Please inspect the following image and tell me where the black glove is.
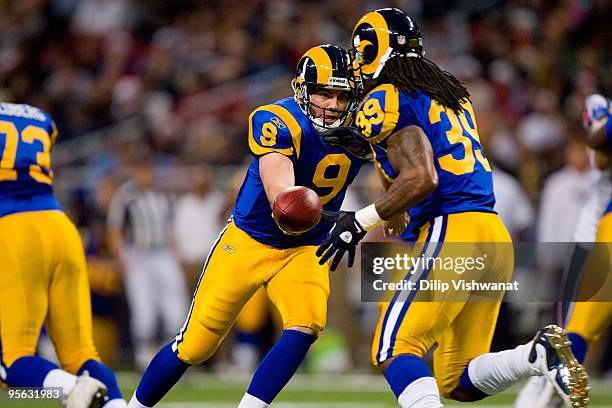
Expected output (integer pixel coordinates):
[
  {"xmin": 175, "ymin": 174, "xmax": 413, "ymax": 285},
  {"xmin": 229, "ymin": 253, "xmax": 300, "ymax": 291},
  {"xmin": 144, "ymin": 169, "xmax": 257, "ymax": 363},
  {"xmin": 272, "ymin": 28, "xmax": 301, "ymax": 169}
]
[
  {"xmin": 316, "ymin": 211, "xmax": 366, "ymax": 271},
  {"xmin": 321, "ymin": 127, "xmax": 372, "ymax": 160}
]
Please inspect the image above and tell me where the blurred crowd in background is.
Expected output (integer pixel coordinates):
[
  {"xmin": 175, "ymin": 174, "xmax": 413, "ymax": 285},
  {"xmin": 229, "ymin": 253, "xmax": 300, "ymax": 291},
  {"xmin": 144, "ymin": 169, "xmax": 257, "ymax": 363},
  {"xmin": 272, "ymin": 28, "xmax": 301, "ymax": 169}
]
[{"xmin": 1, "ymin": 0, "xmax": 610, "ymax": 376}]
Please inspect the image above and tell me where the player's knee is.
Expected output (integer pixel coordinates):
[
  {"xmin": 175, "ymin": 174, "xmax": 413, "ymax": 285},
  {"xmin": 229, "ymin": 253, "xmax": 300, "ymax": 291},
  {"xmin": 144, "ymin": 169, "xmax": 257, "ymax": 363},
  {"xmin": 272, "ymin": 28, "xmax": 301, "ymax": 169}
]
[
  {"xmin": 59, "ymin": 347, "xmax": 100, "ymax": 374},
  {"xmin": 176, "ymin": 344, "xmax": 216, "ymax": 366},
  {"xmin": 1, "ymin": 346, "xmax": 36, "ymax": 368},
  {"xmin": 175, "ymin": 321, "xmax": 224, "ymax": 365},
  {"xmin": 378, "ymin": 355, "xmax": 396, "ymax": 372},
  {"xmin": 286, "ymin": 325, "xmax": 317, "ymax": 336}
]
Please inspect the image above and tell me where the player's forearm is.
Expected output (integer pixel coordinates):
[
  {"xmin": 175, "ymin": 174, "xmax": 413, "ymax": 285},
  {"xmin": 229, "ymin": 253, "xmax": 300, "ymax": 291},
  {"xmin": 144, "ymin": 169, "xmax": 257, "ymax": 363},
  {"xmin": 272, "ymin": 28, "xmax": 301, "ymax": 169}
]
[
  {"xmin": 259, "ymin": 153, "xmax": 295, "ymax": 205},
  {"xmin": 374, "ymin": 167, "xmax": 438, "ymax": 219},
  {"xmin": 375, "ymin": 126, "xmax": 437, "ymax": 219},
  {"xmin": 354, "ymin": 126, "xmax": 437, "ymax": 230}
]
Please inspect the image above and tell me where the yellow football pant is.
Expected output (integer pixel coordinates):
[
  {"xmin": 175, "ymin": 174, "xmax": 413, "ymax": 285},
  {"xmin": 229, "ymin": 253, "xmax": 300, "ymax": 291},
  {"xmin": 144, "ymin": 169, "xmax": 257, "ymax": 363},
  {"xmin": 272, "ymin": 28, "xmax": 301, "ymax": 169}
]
[
  {"xmin": 0, "ymin": 210, "xmax": 99, "ymax": 373},
  {"xmin": 173, "ymin": 221, "xmax": 329, "ymax": 365},
  {"xmin": 566, "ymin": 211, "xmax": 612, "ymax": 343},
  {"xmin": 371, "ymin": 212, "xmax": 513, "ymax": 398},
  {"xmin": 235, "ymin": 288, "xmax": 274, "ymax": 334}
]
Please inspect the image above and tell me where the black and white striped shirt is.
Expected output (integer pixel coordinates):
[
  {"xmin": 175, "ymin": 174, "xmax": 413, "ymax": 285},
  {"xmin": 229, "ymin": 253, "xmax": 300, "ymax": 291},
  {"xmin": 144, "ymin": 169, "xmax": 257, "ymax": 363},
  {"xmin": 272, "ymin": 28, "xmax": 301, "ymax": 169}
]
[{"xmin": 107, "ymin": 181, "xmax": 173, "ymax": 251}]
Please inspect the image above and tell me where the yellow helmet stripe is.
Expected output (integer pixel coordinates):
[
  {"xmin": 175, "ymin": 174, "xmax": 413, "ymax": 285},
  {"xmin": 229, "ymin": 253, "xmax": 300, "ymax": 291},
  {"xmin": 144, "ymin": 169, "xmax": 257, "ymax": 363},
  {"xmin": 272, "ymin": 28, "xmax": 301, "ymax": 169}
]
[
  {"xmin": 353, "ymin": 11, "xmax": 390, "ymax": 76},
  {"xmin": 303, "ymin": 46, "xmax": 333, "ymax": 84}
]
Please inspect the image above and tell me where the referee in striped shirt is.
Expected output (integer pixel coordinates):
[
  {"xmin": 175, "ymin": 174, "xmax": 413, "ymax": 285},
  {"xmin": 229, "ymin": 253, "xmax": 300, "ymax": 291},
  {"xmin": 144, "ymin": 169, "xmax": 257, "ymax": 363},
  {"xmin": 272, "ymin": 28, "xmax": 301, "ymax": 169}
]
[{"xmin": 107, "ymin": 159, "xmax": 188, "ymax": 371}]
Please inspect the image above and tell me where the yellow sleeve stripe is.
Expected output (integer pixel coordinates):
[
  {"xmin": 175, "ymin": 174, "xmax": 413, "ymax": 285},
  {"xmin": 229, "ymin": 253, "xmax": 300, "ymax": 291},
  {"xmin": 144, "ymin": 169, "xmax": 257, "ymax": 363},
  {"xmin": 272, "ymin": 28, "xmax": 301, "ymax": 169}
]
[
  {"xmin": 371, "ymin": 145, "xmax": 395, "ymax": 183},
  {"xmin": 248, "ymin": 104, "xmax": 302, "ymax": 158},
  {"xmin": 369, "ymin": 84, "xmax": 400, "ymax": 144}
]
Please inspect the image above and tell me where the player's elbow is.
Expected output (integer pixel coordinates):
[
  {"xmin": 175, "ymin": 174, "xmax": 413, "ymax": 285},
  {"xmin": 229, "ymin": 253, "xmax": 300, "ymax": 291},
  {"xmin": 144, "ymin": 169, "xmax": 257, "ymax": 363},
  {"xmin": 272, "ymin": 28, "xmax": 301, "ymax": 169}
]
[
  {"xmin": 418, "ymin": 168, "xmax": 439, "ymax": 195},
  {"xmin": 401, "ymin": 165, "xmax": 438, "ymax": 197}
]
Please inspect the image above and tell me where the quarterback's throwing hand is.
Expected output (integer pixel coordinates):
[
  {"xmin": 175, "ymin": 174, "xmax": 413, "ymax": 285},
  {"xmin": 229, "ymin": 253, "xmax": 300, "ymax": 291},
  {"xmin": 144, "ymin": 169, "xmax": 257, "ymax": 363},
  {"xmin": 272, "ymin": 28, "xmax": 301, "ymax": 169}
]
[{"xmin": 316, "ymin": 211, "xmax": 366, "ymax": 270}]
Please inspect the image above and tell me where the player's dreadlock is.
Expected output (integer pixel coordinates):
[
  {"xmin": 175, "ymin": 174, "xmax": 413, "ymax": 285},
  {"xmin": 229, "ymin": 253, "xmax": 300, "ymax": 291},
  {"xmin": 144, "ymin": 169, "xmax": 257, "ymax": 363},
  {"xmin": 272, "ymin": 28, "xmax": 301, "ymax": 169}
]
[{"xmin": 380, "ymin": 57, "xmax": 470, "ymax": 114}]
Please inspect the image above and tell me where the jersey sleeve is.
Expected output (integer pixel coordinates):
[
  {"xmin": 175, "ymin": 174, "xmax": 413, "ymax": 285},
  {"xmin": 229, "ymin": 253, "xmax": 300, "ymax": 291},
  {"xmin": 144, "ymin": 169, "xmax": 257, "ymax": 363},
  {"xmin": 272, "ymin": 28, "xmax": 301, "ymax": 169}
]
[
  {"xmin": 354, "ymin": 84, "xmax": 400, "ymax": 144},
  {"xmin": 248, "ymin": 105, "xmax": 302, "ymax": 160}
]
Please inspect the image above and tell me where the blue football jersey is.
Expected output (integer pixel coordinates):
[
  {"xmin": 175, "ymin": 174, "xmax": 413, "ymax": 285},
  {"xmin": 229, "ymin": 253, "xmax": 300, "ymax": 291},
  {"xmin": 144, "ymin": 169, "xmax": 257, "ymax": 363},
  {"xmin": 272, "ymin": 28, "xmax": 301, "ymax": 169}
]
[
  {"xmin": 232, "ymin": 97, "xmax": 367, "ymax": 248},
  {"xmin": 354, "ymin": 84, "xmax": 495, "ymax": 240},
  {"xmin": 0, "ymin": 103, "xmax": 61, "ymax": 217}
]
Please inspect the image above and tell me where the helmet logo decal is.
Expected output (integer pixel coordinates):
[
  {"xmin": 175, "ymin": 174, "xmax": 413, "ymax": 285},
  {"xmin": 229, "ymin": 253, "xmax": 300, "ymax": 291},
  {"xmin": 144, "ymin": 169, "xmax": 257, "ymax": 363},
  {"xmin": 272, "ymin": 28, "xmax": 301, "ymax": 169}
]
[
  {"xmin": 352, "ymin": 11, "xmax": 390, "ymax": 76},
  {"xmin": 328, "ymin": 77, "xmax": 349, "ymax": 87}
]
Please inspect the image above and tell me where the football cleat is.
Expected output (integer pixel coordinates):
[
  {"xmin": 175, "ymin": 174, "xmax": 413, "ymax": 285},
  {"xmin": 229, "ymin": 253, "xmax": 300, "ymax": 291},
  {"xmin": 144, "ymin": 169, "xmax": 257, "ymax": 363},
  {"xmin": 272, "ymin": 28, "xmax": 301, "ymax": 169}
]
[
  {"xmin": 528, "ymin": 325, "xmax": 590, "ymax": 408},
  {"xmin": 64, "ymin": 371, "xmax": 107, "ymax": 408},
  {"xmin": 514, "ymin": 375, "xmax": 563, "ymax": 408}
]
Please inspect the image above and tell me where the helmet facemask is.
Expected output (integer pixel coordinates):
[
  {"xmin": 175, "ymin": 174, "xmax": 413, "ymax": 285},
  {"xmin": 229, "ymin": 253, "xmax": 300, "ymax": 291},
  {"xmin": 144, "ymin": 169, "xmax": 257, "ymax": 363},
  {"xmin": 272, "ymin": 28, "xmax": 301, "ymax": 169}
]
[
  {"xmin": 292, "ymin": 79, "xmax": 357, "ymax": 133},
  {"xmin": 292, "ymin": 44, "xmax": 358, "ymax": 133}
]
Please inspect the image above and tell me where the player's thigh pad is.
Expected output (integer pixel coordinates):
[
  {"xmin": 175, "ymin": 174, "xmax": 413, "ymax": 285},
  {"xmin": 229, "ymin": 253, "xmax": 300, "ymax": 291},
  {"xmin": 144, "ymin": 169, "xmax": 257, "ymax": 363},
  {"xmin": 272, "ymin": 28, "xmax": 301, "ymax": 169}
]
[
  {"xmin": 235, "ymin": 287, "xmax": 270, "ymax": 334},
  {"xmin": 45, "ymin": 211, "xmax": 100, "ymax": 373},
  {"xmin": 565, "ymin": 301, "xmax": 612, "ymax": 343},
  {"xmin": 371, "ymin": 213, "xmax": 513, "ymax": 366},
  {"xmin": 0, "ymin": 212, "xmax": 52, "ymax": 366},
  {"xmin": 433, "ymin": 299, "xmax": 502, "ymax": 398},
  {"xmin": 265, "ymin": 245, "xmax": 330, "ymax": 335},
  {"xmin": 173, "ymin": 222, "xmax": 275, "ymax": 364}
]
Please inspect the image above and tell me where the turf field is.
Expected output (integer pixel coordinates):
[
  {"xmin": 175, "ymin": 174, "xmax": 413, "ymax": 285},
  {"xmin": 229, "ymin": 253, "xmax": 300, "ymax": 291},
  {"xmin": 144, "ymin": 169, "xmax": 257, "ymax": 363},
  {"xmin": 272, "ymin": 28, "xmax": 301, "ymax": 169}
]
[{"xmin": 2, "ymin": 372, "xmax": 612, "ymax": 407}]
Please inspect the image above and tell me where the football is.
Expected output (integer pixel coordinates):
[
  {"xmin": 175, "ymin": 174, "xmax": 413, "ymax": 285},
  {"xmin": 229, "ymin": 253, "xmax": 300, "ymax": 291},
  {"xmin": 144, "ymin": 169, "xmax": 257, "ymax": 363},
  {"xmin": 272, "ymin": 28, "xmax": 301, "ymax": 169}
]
[{"xmin": 272, "ymin": 186, "xmax": 322, "ymax": 234}]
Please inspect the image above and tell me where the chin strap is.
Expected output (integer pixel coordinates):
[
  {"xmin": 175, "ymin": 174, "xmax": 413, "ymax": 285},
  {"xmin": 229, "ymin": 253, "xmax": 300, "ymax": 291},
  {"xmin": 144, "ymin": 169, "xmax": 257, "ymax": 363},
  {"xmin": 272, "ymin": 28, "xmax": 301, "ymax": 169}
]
[{"xmin": 312, "ymin": 117, "xmax": 342, "ymax": 132}]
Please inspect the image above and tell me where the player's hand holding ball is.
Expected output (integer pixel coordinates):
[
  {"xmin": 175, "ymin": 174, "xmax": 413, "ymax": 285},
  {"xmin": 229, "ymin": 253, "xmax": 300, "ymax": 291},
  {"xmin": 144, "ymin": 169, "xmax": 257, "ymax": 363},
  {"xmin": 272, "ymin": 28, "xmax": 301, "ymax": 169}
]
[{"xmin": 272, "ymin": 186, "xmax": 322, "ymax": 235}]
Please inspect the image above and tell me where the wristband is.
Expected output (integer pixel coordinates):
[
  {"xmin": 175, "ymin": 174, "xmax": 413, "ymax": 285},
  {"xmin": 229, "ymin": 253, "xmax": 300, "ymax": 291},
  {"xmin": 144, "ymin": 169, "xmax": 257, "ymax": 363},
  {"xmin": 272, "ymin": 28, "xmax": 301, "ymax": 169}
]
[{"xmin": 355, "ymin": 203, "xmax": 383, "ymax": 231}]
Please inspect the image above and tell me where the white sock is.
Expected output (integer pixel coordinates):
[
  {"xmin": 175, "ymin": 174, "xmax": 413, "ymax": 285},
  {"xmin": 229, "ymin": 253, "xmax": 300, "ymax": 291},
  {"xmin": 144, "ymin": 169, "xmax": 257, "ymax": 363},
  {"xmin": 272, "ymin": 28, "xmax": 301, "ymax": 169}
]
[
  {"xmin": 397, "ymin": 377, "xmax": 443, "ymax": 408},
  {"xmin": 128, "ymin": 394, "xmax": 151, "ymax": 408},
  {"xmin": 238, "ymin": 393, "xmax": 269, "ymax": 408},
  {"xmin": 467, "ymin": 341, "xmax": 537, "ymax": 395},
  {"xmin": 42, "ymin": 369, "xmax": 77, "ymax": 399},
  {"xmin": 104, "ymin": 398, "xmax": 128, "ymax": 408}
]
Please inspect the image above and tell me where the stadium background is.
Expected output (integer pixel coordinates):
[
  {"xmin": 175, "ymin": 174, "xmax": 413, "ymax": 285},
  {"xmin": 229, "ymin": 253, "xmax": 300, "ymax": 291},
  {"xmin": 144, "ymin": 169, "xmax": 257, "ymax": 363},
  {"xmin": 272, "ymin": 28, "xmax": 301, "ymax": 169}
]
[{"xmin": 1, "ymin": 0, "xmax": 610, "ymax": 406}]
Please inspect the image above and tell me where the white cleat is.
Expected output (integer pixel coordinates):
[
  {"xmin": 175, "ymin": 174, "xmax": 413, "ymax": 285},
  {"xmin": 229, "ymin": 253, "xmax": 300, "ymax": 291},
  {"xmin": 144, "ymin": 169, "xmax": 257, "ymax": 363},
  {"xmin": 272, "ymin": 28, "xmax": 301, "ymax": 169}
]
[
  {"xmin": 514, "ymin": 375, "xmax": 562, "ymax": 408},
  {"xmin": 64, "ymin": 371, "xmax": 107, "ymax": 408},
  {"xmin": 527, "ymin": 325, "xmax": 590, "ymax": 408}
]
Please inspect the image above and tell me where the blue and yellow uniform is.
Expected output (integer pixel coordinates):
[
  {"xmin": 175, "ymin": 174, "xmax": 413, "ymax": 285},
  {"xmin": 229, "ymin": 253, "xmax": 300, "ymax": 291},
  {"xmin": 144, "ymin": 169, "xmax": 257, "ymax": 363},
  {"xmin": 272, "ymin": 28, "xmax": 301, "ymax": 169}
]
[
  {"xmin": 354, "ymin": 86, "xmax": 513, "ymax": 396},
  {"xmin": 0, "ymin": 103, "xmax": 99, "ymax": 373},
  {"xmin": 172, "ymin": 97, "xmax": 366, "ymax": 364}
]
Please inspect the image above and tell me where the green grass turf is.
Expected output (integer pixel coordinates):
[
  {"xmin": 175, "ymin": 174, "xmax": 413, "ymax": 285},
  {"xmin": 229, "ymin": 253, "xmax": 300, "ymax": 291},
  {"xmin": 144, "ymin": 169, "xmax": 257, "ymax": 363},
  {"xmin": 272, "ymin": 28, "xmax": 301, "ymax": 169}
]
[{"xmin": 2, "ymin": 372, "xmax": 611, "ymax": 407}]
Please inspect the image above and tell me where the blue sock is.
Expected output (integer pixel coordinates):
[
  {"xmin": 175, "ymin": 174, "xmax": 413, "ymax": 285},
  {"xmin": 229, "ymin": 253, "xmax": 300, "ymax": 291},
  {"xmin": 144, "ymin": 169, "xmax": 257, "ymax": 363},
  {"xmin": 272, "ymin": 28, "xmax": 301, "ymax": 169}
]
[
  {"xmin": 458, "ymin": 365, "xmax": 489, "ymax": 401},
  {"xmin": 568, "ymin": 333, "xmax": 588, "ymax": 364},
  {"xmin": 5, "ymin": 356, "xmax": 58, "ymax": 387},
  {"xmin": 383, "ymin": 354, "xmax": 434, "ymax": 398},
  {"xmin": 78, "ymin": 360, "xmax": 123, "ymax": 401},
  {"xmin": 134, "ymin": 343, "xmax": 190, "ymax": 406},
  {"xmin": 246, "ymin": 329, "xmax": 315, "ymax": 404}
]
